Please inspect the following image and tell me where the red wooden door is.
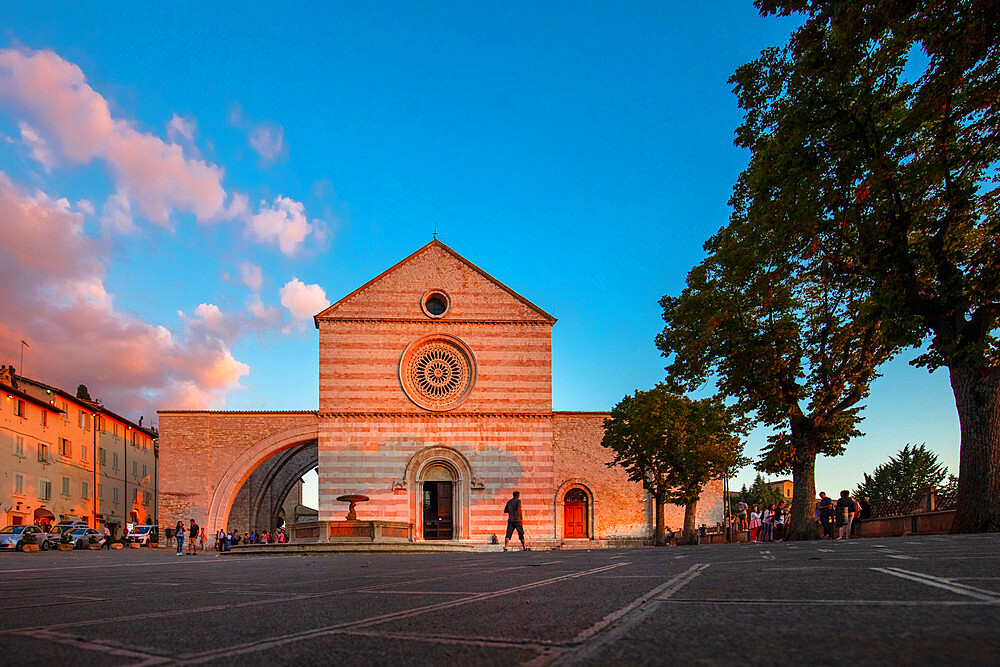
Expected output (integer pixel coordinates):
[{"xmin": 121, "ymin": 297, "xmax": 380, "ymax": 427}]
[{"xmin": 564, "ymin": 502, "xmax": 586, "ymax": 538}]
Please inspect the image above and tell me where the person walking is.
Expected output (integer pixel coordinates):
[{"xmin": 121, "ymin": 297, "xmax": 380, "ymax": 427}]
[
  {"xmin": 101, "ymin": 525, "xmax": 112, "ymax": 550},
  {"xmin": 199, "ymin": 528, "xmax": 206, "ymax": 551},
  {"xmin": 174, "ymin": 521, "xmax": 185, "ymax": 556},
  {"xmin": 835, "ymin": 490, "xmax": 855, "ymax": 539},
  {"xmin": 186, "ymin": 519, "xmax": 199, "ymax": 555},
  {"xmin": 503, "ymin": 490, "xmax": 528, "ymax": 551}
]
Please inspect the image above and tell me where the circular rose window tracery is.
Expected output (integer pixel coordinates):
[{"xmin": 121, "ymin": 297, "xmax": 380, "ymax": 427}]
[{"xmin": 399, "ymin": 335, "xmax": 476, "ymax": 411}]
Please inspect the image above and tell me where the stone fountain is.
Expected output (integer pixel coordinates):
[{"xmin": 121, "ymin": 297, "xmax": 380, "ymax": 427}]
[{"xmin": 295, "ymin": 493, "xmax": 413, "ymax": 545}]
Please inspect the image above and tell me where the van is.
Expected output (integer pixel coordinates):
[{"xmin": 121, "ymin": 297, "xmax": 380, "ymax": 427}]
[{"xmin": 126, "ymin": 525, "xmax": 159, "ymax": 545}]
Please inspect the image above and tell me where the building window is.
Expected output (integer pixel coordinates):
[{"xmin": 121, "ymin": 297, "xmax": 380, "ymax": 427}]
[
  {"xmin": 142, "ymin": 464, "xmax": 147, "ymax": 478},
  {"xmin": 40, "ymin": 410, "xmax": 47, "ymax": 427},
  {"xmin": 14, "ymin": 436, "xmax": 25, "ymax": 457},
  {"xmin": 38, "ymin": 479, "xmax": 51, "ymax": 500},
  {"xmin": 113, "ymin": 452, "xmax": 119, "ymax": 470},
  {"xmin": 82, "ymin": 481, "xmax": 89, "ymax": 499},
  {"xmin": 14, "ymin": 399, "xmax": 25, "ymax": 417},
  {"xmin": 113, "ymin": 423, "xmax": 119, "ymax": 438},
  {"xmin": 61, "ymin": 402, "xmax": 69, "ymax": 420},
  {"xmin": 38, "ymin": 442, "xmax": 50, "ymax": 463},
  {"xmin": 132, "ymin": 460, "xmax": 138, "ymax": 476},
  {"xmin": 98, "ymin": 447, "xmax": 106, "ymax": 464},
  {"xmin": 61, "ymin": 476, "xmax": 70, "ymax": 496},
  {"xmin": 98, "ymin": 483, "xmax": 104, "ymax": 500},
  {"xmin": 14, "ymin": 474, "xmax": 23, "ymax": 495},
  {"xmin": 79, "ymin": 411, "xmax": 89, "ymax": 430},
  {"xmin": 143, "ymin": 491, "xmax": 151, "ymax": 505},
  {"xmin": 112, "ymin": 487, "xmax": 119, "ymax": 503},
  {"xmin": 81, "ymin": 445, "xmax": 87, "ymax": 462},
  {"xmin": 132, "ymin": 487, "xmax": 138, "ymax": 503},
  {"xmin": 131, "ymin": 431, "xmax": 136, "ymax": 446},
  {"xmin": 59, "ymin": 438, "xmax": 72, "ymax": 457}
]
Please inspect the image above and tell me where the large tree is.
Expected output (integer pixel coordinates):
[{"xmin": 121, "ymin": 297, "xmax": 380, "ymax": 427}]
[
  {"xmin": 658, "ymin": 200, "xmax": 896, "ymax": 540},
  {"xmin": 738, "ymin": 474, "xmax": 785, "ymax": 513},
  {"xmin": 602, "ymin": 387, "xmax": 747, "ymax": 545},
  {"xmin": 731, "ymin": 1, "xmax": 1000, "ymax": 532}
]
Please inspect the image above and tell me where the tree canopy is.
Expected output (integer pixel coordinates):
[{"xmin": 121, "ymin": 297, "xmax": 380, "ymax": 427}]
[
  {"xmin": 738, "ymin": 474, "xmax": 786, "ymax": 512},
  {"xmin": 731, "ymin": 1, "xmax": 1000, "ymax": 532},
  {"xmin": 855, "ymin": 443, "xmax": 949, "ymax": 516},
  {"xmin": 602, "ymin": 386, "xmax": 747, "ymax": 545}
]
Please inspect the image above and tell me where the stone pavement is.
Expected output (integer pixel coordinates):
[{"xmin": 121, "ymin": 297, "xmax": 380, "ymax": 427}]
[{"xmin": 1, "ymin": 533, "xmax": 998, "ymax": 665}]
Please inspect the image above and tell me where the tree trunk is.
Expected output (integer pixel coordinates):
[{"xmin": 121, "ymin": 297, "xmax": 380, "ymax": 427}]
[
  {"xmin": 949, "ymin": 363, "xmax": 1000, "ymax": 533},
  {"xmin": 653, "ymin": 496, "xmax": 667, "ymax": 546},
  {"xmin": 681, "ymin": 498, "xmax": 698, "ymax": 545},
  {"xmin": 786, "ymin": 448, "xmax": 819, "ymax": 541}
]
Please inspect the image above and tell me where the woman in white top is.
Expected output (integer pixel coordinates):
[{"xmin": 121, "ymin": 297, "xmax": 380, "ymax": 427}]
[{"xmin": 748, "ymin": 507, "xmax": 762, "ymax": 542}]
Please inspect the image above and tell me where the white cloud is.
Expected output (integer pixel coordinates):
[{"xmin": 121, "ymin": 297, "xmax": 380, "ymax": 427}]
[
  {"xmin": 99, "ymin": 192, "xmax": 136, "ymax": 234},
  {"xmin": 249, "ymin": 195, "xmax": 313, "ymax": 256},
  {"xmin": 279, "ymin": 278, "xmax": 330, "ymax": 327},
  {"xmin": 18, "ymin": 121, "xmax": 56, "ymax": 170},
  {"xmin": 166, "ymin": 113, "xmax": 196, "ymax": 144},
  {"xmin": 239, "ymin": 262, "xmax": 263, "ymax": 292}
]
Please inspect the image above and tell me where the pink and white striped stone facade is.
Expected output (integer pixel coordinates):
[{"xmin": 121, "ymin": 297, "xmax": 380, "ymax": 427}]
[{"xmin": 159, "ymin": 241, "xmax": 723, "ymax": 541}]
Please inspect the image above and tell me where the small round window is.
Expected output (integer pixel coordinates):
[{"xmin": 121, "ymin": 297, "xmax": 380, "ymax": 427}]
[{"xmin": 420, "ymin": 290, "xmax": 451, "ymax": 319}]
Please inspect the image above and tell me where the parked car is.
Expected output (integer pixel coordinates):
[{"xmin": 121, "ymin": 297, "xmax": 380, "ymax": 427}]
[
  {"xmin": 0, "ymin": 525, "xmax": 49, "ymax": 551},
  {"xmin": 126, "ymin": 525, "xmax": 159, "ymax": 545},
  {"xmin": 44, "ymin": 521, "xmax": 89, "ymax": 548},
  {"xmin": 64, "ymin": 528, "xmax": 105, "ymax": 549}
]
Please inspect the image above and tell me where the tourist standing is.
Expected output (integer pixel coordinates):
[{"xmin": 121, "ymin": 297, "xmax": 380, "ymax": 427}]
[
  {"xmin": 187, "ymin": 519, "xmax": 199, "ymax": 555},
  {"xmin": 175, "ymin": 521, "xmax": 185, "ymax": 555},
  {"xmin": 748, "ymin": 506, "xmax": 761, "ymax": 542},
  {"xmin": 503, "ymin": 490, "xmax": 528, "ymax": 551},
  {"xmin": 835, "ymin": 490, "xmax": 855, "ymax": 539},
  {"xmin": 818, "ymin": 492, "xmax": 834, "ymax": 538}
]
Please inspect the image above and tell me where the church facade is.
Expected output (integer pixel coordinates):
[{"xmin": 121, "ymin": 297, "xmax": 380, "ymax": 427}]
[{"xmin": 158, "ymin": 241, "xmax": 723, "ymax": 544}]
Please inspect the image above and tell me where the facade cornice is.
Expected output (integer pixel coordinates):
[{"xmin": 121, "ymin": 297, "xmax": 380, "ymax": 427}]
[
  {"xmin": 316, "ymin": 318, "xmax": 552, "ymax": 326},
  {"xmin": 318, "ymin": 411, "xmax": 554, "ymax": 420},
  {"xmin": 156, "ymin": 410, "xmax": 319, "ymax": 416}
]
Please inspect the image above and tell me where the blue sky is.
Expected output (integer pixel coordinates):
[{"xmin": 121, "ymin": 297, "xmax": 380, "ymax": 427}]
[{"xmin": 0, "ymin": 2, "xmax": 959, "ymax": 499}]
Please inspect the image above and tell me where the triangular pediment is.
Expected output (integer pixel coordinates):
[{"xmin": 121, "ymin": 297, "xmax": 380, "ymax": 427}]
[{"xmin": 315, "ymin": 240, "xmax": 556, "ymax": 325}]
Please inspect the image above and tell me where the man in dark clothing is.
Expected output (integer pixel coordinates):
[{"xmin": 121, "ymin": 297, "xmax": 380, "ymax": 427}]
[
  {"xmin": 503, "ymin": 491, "xmax": 528, "ymax": 551},
  {"xmin": 818, "ymin": 491, "xmax": 834, "ymax": 538},
  {"xmin": 187, "ymin": 519, "xmax": 199, "ymax": 555}
]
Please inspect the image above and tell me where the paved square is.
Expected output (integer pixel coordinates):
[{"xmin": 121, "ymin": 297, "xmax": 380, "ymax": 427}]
[{"xmin": 2, "ymin": 534, "xmax": 998, "ymax": 665}]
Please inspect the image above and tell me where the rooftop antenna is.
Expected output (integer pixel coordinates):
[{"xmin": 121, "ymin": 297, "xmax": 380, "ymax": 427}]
[
  {"xmin": 19, "ymin": 339, "xmax": 29, "ymax": 376},
  {"xmin": 432, "ymin": 223, "xmax": 437, "ymax": 241}
]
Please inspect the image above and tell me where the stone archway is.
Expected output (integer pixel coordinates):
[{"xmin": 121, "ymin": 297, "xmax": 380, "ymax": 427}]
[
  {"xmin": 229, "ymin": 442, "xmax": 318, "ymax": 533},
  {"xmin": 404, "ymin": 446, "xmax": 474, "ymax": 541},
  {"xmin": 206, "ymin": 424, "xmax": 320, "ymax": 534},
  {"xmin": 554, "ymin": 480, "xmax": 597, "ymax": 541}
]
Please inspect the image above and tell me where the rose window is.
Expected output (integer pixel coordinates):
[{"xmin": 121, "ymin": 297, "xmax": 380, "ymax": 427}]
[{"xmin": 399, "ymin": 336, "xmax": 476, "ymax": 410}]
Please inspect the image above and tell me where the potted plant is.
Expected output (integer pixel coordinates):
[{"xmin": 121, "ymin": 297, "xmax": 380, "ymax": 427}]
[
  {"xmin": 88, "ymin": 535, "xmax": 101, "ymax": 550},
  {"xmin": 57, "ymin": 532, "xmax": 74, "ymax": 551},
  {"xmin": 20, "ymin": 532, "xmax": 39, "ymax": 552}
]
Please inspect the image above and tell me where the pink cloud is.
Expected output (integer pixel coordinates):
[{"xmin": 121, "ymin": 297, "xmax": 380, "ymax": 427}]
[
  {"xmin": 0, "ymin": 48, "xmax": 229, "ymax": 227},
  {"xmin": 0, "ymin": 173, "xmax": 249, "ymax": 419},
  {"xmin": 248, "ymin": 122, "xmax": 286, "ymax": 164},
  {"xmin": 239, "ymin": 262, "xmax": 263, "ymax": 292}
]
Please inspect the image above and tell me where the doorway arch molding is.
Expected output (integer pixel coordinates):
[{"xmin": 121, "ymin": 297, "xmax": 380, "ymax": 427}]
[
  {"xmin": 404, "ymin": 446, "xmax": 474, "ymax": 540},
  {"xmin": 554, "ymin": 479, "xmax": 597, "ymax": 540},
  {"xmin": 206, "ymin": 424, "xmax": 320, "ymax": 533}
]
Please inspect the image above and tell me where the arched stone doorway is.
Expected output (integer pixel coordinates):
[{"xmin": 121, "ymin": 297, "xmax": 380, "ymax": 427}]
[
  {"xmin": 554, "ymin": 480, "xmax": 596, "ymax": 541},
  {"xmin": 404, "ymin": 446, "xmax": 473, "ymax": 541}
]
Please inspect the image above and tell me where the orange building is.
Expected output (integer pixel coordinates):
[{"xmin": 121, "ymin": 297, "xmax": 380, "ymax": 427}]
[
  {"xmin": 1, "ymin": 365, "xmax": 157, "ymax": 532},
  {"xmin": 159, "ymin": 241, "xmax": 724, "ymax": 544}
]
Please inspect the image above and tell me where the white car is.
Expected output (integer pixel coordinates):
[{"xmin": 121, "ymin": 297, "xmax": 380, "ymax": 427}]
[
  {"xmin": 65, "ymin": 527, "xmax": 105, "ymax": 549},
  {"xmin": 126, "ymin": 525, "xmax": 159, "ymax": 545},
  {"xmin": 0, "ymin": 525, "xmax": 48, "ymax": 551}
]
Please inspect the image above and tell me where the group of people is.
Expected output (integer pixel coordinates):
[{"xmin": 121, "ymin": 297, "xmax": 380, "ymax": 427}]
[
  {"xmin": 214, "ymin": 528, "xmax": 289, "ymax": 551},
  {"xmin": 170, "ymin": 518, "xmax": 289, "ymax": 554},
  {"xmin": 734, "ymin": 491, "xmax": 873, "ymax": 541}
]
